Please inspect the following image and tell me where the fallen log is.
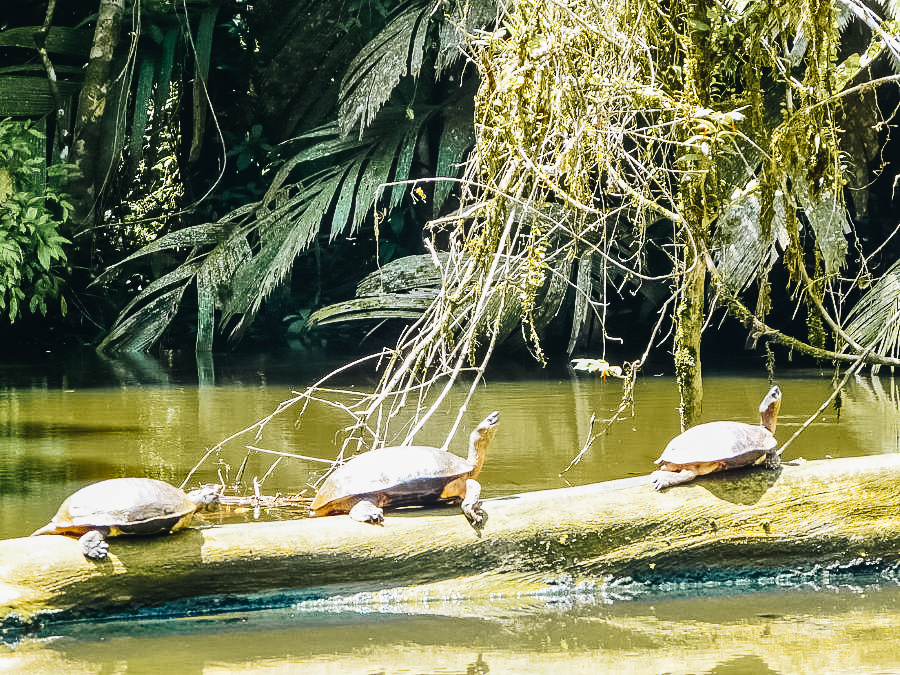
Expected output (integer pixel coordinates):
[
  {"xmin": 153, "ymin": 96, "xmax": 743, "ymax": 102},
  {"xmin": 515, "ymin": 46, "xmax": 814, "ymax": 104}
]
[{"xmin": 3, "ymin": 453, "xmax": 900, "ymax": 627}]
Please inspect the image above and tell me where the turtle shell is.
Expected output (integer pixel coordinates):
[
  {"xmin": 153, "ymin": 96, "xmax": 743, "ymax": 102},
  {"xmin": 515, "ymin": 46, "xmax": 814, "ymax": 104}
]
[
  {"xmin": 655, "ymin": 420, "xmax": 776, "ymax": 466},
  {"xmin": 311, "ymin": 446, "xmax": 474, "ymax": 516},
  {"xmin": 33, "ymin": 477, "xmax": 199, "ymax": 537}
]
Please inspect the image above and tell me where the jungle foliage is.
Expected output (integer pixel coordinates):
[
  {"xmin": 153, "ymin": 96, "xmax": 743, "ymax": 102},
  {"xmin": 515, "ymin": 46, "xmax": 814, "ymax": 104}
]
[
  {"xmin": 92, "ymin": 0, "xmax": 496, "ymax": 353},
  {"xmin": 207, "ymin": 0, "xmax": 900, "ymax": 455},
  {"xmin": 304, "ymin": 0, "xmax": 900, "ymax": 442},
  {"xmin": 0, "ymin": 119, "xmax": 73, "ymax": 323},
  {"xmin": 426, "ymin": 0, "xmax": 900, "ymax": 427},
  {"xmin": 5, "ymin": 0, "xmax": 900, "ymax": 442}
]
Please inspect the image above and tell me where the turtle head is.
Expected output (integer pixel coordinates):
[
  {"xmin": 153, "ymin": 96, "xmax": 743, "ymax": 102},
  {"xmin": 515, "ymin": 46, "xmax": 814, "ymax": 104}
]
[
  {"xmin": 758, "ymin": 385, "xmax": 782, "ymax": 433},
  {"xmin": 467, "ymin": 411, "xmax": 500, "ymax": 478},
  {"xmin": 186, "ymin": 484, "xmax": 221, "ymax": 511}
]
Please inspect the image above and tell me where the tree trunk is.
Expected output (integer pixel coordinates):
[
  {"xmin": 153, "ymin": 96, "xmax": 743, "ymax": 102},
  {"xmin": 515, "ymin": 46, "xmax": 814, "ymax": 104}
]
[
  {"xmin": 673, "ymin": 0, "xmax": 717, "ymax": 429},
  {"xmin": 68, "ymin": 0, "xmax": 125, "ymax": 225},
  {"xmin": 674, "ymin": 256, "xmax": 705, "ymax": 428},
  {"xmin": 4, "ymin": 454, "xmax": 900, "ymax": 628}
]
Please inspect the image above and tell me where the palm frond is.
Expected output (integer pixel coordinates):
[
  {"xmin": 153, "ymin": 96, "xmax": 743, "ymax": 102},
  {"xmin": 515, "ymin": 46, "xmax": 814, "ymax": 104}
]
[
  {"xmin": 357, "ymin": 253, "xmax": 449, "ymax": 296},
  {"xmin": 338, "ymin": 0, "xmax": 433, "ymax": 138},
  {"xmin": 711, "ymin": 194, "xmax": 787, "ymax": 293},
  {"xmin": 101, "ymin": 104, "xmax": 438, "ymax": 351},
  {"xmin": 309, "ymin": 253, "xmax": 444, "ymax": 326},
  {"xmin": 568, "ymin": 253, "xmax": 593, "ymax": 355},
  {"xmin": 433, "ymin": 79, "xmax": 478, "ymax": 213},
  {"xmin": 221, "ymin": 108, "xmax": 435, "ymax": 333},
  {"xmin": 128, "ymin": 56, "xmax": 156, "ymax": 173},
  {"xmin": 96, "ymin": 221, "xmax": 238, "ymax": 281},
  {"xmin": 196, "ymin": 236, "xmax": 252, "ymax": 352},
  {"xmin": 97, "ymin": 263, "xmax": 200, "ymax": 353},
  {"xmin": 793, "ymin": 176, "xmax": 849, "ymax": 276},
  {"xmin": 435, "ymin": 0, "xmax": 499, "ymax": 78},
  {"xmin": 221, "ymin": 165, "xmax": 344, "ymax": 330},
  {"xmin": 842, "ymin": 257, "xmax": 900, "ymax": 363}
]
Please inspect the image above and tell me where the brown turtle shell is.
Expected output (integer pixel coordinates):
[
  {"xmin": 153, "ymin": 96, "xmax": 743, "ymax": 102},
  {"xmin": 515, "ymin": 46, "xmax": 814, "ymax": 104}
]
[
  {"xmin": 310, "ymin": 446, "xmax": 474, "ymax": 517},
  {"xmin": 655, "ymin": 385, "xmax": 782, "ymax": 468},
  {"xmin": 32, "ymin": 477, "xmax": 199, "ymax": 538}
]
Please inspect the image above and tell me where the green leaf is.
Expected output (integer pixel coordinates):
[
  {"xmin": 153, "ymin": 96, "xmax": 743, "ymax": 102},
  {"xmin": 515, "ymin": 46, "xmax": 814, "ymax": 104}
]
[
  {"xmin": 37, "ymin": 244, "xmax": 50, "ymax": 270},
  {"xmin": 98, "ymin": 280, "xmax": 195, "ymax": 354}
]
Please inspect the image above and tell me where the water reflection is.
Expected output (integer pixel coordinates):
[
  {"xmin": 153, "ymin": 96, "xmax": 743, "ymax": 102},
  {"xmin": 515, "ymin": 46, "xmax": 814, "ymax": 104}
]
[{"xmin": 7, "ymin": 582, "xmax": 900, "ymax": 673}]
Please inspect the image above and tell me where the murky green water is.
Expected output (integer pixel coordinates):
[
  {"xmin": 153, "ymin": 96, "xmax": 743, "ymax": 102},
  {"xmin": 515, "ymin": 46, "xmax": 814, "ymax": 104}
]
[{"xmin": 2, "ymin": 349, "xmax": 900, "ymax": 673}]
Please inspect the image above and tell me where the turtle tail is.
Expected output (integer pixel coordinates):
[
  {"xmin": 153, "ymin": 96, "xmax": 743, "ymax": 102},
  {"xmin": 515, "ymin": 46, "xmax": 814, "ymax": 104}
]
[{"xmin": 31, "ymin": 522, "xmax": 58, "ymax": 537}]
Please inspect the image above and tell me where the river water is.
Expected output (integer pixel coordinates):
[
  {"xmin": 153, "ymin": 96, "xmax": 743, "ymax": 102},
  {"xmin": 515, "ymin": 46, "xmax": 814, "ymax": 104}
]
[{"xmin": 2, "ymin": 349, "xmax": 900, "ymax": 673}]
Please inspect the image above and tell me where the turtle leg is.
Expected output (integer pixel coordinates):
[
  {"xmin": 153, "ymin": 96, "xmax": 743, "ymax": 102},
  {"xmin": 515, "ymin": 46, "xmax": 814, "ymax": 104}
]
[
  {"xmin": 348, "ymin": 499, "xmax": 384, "ymax": 525},
  {"xmin": 79, "ymin": 528, "xmax": 110, "ymax": 560},
  {"xmin": 651, "ymin": 469, "xmax": 698, "ymax": 490},
  {"xmin": 461, "ymin": 479, "xmax": 485, "ymax": 525},
  {"xmin": 763, "ymin": 451, "xmax": 781, "ymax": 470}
]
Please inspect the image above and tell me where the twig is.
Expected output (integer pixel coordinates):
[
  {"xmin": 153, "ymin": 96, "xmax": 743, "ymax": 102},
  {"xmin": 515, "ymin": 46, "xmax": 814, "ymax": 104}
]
[
  {"xmin": 245, "ymin": 446, "xmax": 337, "ymax": 465},
  {"xmin": 559, "ymin": 292, "xmax": 675, "ymax": 475},
  {"xmin": 778, "ymin": 304, "xmax": 900, "ymax": 457}
]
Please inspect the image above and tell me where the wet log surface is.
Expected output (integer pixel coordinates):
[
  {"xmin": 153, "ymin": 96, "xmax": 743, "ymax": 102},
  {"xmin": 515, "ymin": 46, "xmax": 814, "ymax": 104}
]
[{"xmin": 3, "ymin": 454, "xmax": 900, "ymax": 627}]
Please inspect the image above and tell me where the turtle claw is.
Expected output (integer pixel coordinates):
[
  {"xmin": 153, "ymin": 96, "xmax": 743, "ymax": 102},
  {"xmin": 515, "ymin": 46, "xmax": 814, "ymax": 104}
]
[
  {"xmin": 461, "ymin": 479, "xmax": 486, "ymax": 527},
  {"xmin": 79, "ymin": 529, "xmax": 109, "ymax": 560},
  {"xmin": 651, "ymin": 469, "xmax": 696, "ymax": 491},
  {"xmin": 464, "ymin": 503, "xmax": 487, "ymax": 529}
]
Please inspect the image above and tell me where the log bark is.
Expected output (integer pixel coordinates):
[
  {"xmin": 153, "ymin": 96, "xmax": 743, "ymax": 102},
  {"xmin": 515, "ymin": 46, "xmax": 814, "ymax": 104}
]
[{"xmin": 3, "ymin": 453, "xmax": 900, "ymax": 627}]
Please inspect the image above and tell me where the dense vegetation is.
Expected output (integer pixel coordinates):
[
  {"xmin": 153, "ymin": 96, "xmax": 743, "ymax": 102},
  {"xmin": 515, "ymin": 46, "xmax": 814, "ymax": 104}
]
[{"xmin": 2, "ymin": 0, "xmax": 900, "ymax": 432}]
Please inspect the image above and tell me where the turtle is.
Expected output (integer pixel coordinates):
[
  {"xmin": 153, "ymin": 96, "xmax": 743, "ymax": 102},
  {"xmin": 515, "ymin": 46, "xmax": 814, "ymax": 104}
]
[
  {"xmin": 310, "ymin": 410, "xmax": 500, "ymax": 525},
  {"xmin": 31, "ymin": 477, "xmax": 219, "ymax": 559},
  {"xmin": 651, "ymin": 385, "xmax": 782, "ymax": 490}
]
